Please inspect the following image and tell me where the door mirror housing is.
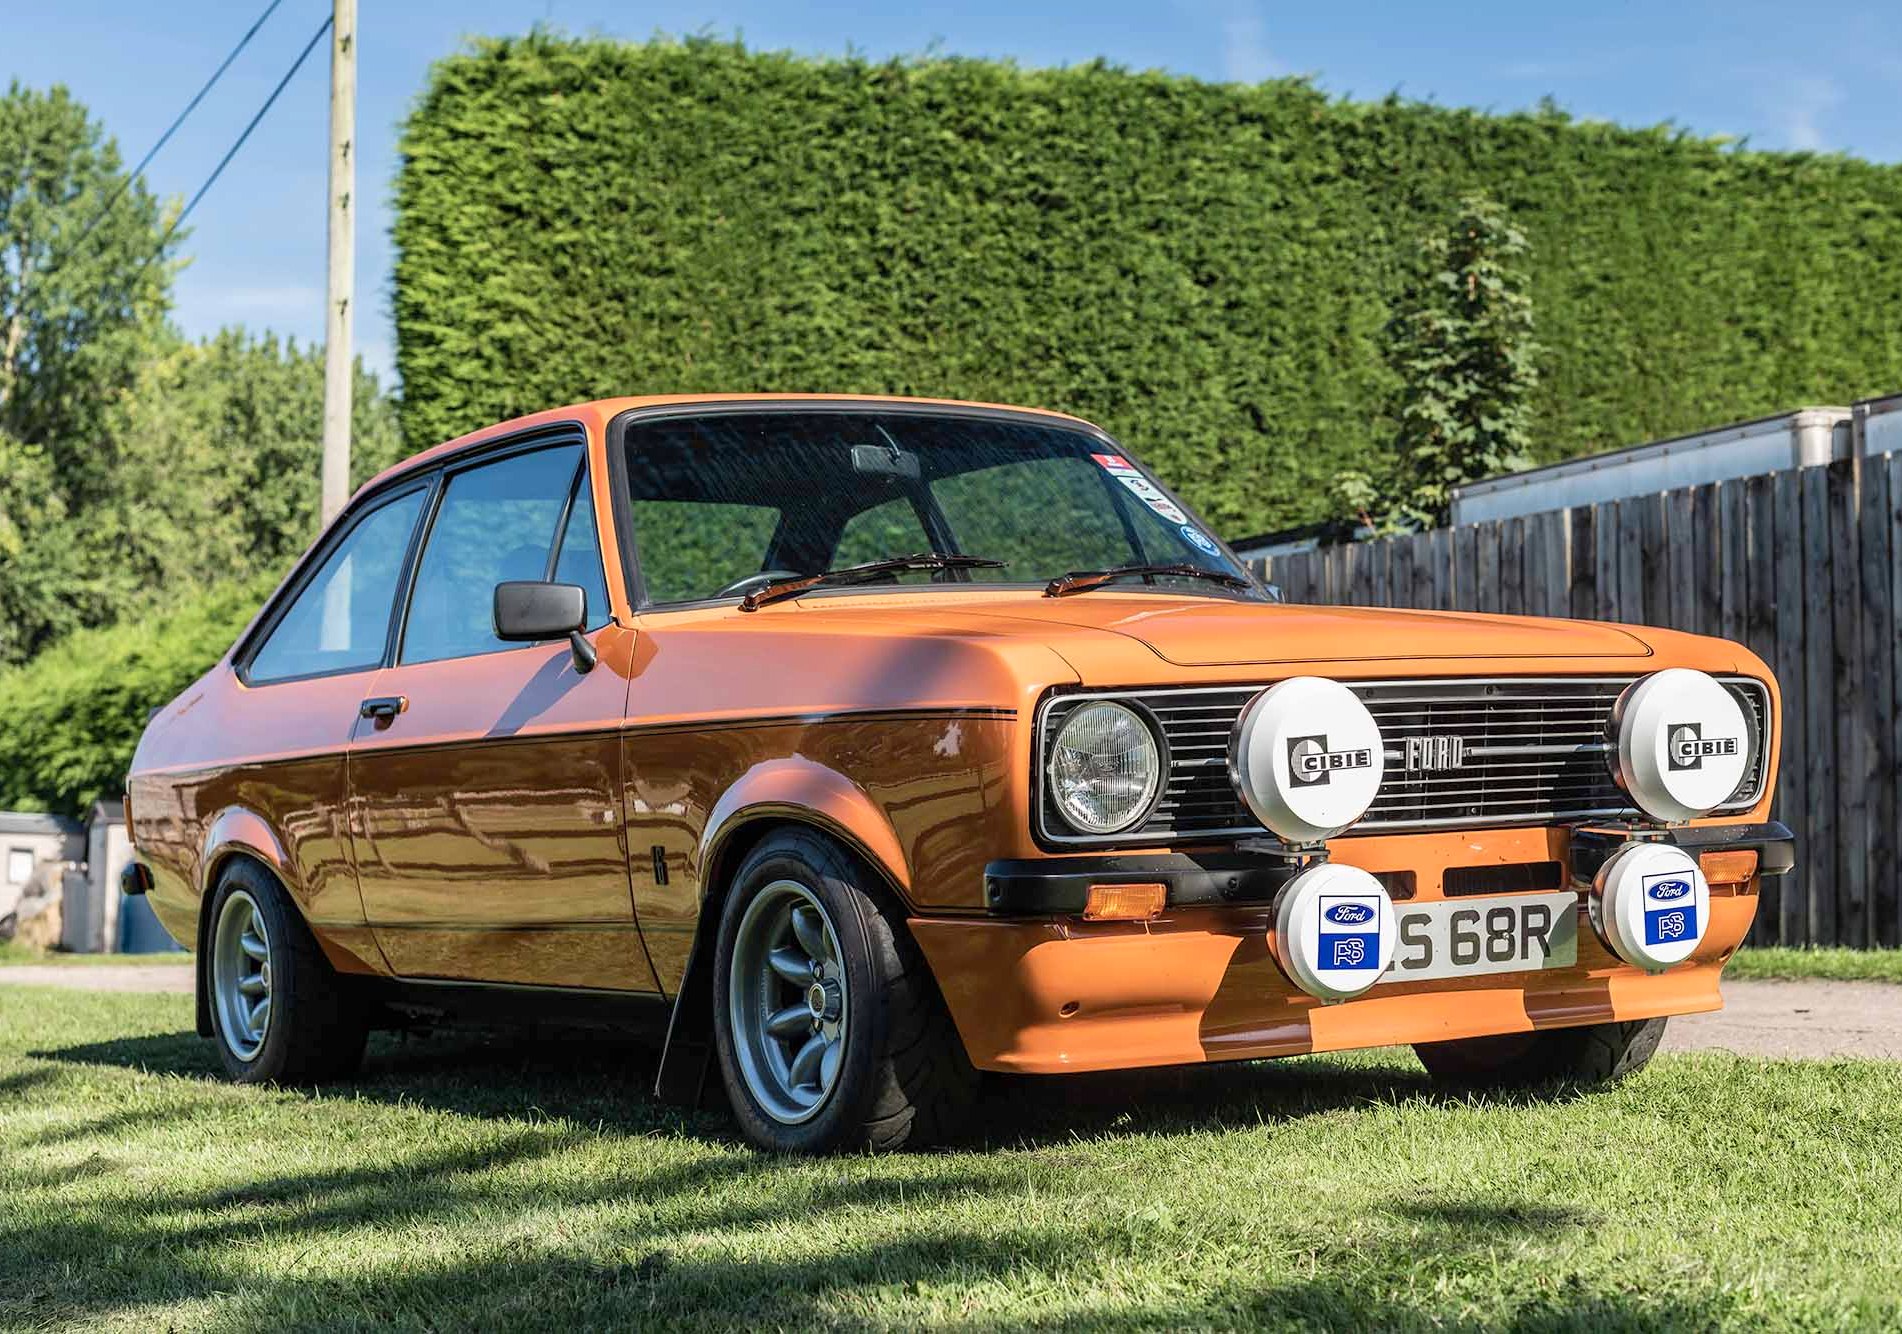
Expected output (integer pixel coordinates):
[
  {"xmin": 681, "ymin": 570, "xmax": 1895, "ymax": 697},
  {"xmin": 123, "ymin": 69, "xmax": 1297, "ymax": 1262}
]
[{"xmin": 493, "ymin": 581, "xmax": 596, "ymax": 673}]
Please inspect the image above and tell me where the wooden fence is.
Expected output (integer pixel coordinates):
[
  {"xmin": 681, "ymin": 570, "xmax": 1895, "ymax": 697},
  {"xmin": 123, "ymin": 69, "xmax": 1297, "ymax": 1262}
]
[{"xmin": 1249, "ymin": 452, "xmax": 1902, "ymax": 950}]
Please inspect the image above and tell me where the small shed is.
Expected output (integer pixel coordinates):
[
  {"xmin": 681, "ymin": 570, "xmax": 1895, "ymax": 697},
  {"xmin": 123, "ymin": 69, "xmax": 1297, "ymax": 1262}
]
[
  {"xmin": 54, "ymin": 800, "xmax": 180, "ymax": 954},
  {"xmin": 1, "ymin": 811, "xmax": 84, "ymax": 937}
]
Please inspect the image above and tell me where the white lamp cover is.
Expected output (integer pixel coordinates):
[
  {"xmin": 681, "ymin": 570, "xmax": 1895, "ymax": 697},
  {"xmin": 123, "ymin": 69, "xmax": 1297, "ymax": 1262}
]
[
  {"xmin": 1271, "ymin": 862, "xmax": 1398, "ymax": 1001},
  {"xmin": 1589, "ymin": 840, "xmax": 1711, "ymax": 971},
  {"xmin": 1611, "ymin": 669, "xmax": 1751, "ymax": 823},
  {"xmin": 1231, "ymin": 677, "xmax": 1386, "ymax": 844}
]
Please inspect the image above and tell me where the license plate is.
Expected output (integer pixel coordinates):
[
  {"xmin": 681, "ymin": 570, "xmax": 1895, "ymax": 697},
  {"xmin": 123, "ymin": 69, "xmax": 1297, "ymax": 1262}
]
[{"xmin": 1383, "ymin": 891, "xmax": 1579, "ymax": 983}]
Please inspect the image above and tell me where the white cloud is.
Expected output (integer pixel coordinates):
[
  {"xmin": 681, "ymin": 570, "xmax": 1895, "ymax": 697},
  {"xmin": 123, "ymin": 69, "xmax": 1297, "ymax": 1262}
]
[
  {"xmin": 1220, "ymin": 3, "xmax": 1283, "ymax": 84},
  {"xmin": 1780, "ymin": 74, "xmax": 1843, "ymax": 151}
]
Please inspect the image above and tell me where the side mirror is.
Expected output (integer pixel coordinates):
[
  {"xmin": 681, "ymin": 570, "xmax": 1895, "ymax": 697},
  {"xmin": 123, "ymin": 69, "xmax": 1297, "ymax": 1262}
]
[{"xmin": 493, "ymin": 581, "xmax": 595, "ymax": 673}]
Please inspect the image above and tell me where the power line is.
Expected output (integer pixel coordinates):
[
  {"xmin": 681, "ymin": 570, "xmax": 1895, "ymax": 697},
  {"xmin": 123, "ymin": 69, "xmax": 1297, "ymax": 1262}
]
[
  {"xmin": 140, "ymin": 14, "xmax": 334, "ymax": 277},
  {"xmin": 57, "ymin": 0, "xmax": 288, "ymax": 274}
]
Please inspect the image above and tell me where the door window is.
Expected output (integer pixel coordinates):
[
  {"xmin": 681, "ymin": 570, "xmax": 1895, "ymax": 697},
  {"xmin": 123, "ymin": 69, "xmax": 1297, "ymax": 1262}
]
[
  {"xmin": 551, "ymin": 489, "xmax": 613, "ymax": 629},
  {"xmin": 247, "ymin": 488, "xmax": 426, "ymax": 683},
  {"xmin": 401, "ymin": 445, "xmax": 585, "ymax": 664}
]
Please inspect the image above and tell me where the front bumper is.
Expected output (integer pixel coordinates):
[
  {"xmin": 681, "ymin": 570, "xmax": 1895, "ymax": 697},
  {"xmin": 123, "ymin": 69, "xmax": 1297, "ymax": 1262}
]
[
  {"xmin": 915, "ymin": 822, "xmax": 1789, "ymax": 1075},
  {"xmin": 982, "ymin": 820, "xmax": 1795, "ymax": 915}
]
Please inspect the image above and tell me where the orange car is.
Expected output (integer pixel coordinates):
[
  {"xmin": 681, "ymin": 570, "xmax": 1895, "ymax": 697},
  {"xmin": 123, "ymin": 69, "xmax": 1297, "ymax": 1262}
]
[{"xmin": 125, "ymin": 395, "xmax": 1793, "ymax": 1153}]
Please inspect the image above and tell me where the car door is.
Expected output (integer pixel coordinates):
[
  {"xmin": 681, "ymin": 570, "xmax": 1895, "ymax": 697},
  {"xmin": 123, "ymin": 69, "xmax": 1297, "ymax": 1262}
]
[
  {"xmin": 219, "ymin": 482, "xmax": 432, "ymax": 951},
  {"xmin": 348, "ymin": 435, "xmax": 657, "ymax": 991}
]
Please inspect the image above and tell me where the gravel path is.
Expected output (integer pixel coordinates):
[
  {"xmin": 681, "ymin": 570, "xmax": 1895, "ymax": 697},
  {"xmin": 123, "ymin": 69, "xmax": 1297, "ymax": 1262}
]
[
  {"xmin": 1662, "ymin": 978, "xmax": 1902, "ymax": 1060},
  {"xmin": 0, "ymin": 962, "xmax": 193, "ymax": 993},
  {"xmin": 1, "ymin": 967, "xmax": 1895, "ymax": 1058}
]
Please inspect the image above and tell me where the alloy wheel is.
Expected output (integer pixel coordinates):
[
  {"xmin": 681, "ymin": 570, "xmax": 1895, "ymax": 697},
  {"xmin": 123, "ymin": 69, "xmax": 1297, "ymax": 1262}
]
[
  {"xmin": 727, "ymin": 879, "xmax": 849, "ymax": 1125},
  {"xmin": 211, "ymin": 888, "xmax": 273, "ymax": 1061}
]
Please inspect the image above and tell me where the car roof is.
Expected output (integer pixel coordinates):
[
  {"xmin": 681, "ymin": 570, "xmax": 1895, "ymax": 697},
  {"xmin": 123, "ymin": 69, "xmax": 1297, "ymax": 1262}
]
[{"xmin": 356, "ymin": 393, "xmax": 1098, "ymax": 504}]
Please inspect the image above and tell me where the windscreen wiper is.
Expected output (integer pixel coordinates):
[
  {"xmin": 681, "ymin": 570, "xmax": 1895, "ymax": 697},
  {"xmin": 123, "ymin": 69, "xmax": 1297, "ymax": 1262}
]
[
  {"xmin": 1044, "ymin": 563, "xmax": 1253, "ymax": 598},
  {"xmin": 739, "ymin": 553, "xmax": 1008, "ymax": 611}
]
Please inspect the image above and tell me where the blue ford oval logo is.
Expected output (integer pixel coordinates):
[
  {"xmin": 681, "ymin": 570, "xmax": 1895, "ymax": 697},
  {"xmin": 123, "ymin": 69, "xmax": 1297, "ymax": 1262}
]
[
  {"xmin": 1649, "ymin": 880, "xmax": 1691, "ymax": 901},
  {"xmin": 1324, "ymin": 903, "xmax": 1373, "ymax": 925}
]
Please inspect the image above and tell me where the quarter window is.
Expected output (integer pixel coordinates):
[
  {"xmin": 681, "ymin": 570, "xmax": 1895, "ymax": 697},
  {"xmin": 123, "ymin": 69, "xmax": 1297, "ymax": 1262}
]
[
  {"xmin": 247, "ymin": 488, "xmax": 426, "ymax": 683},
  {"xmin": 401, "ymin": 445, "xmax": 588, "ymax": 664}
]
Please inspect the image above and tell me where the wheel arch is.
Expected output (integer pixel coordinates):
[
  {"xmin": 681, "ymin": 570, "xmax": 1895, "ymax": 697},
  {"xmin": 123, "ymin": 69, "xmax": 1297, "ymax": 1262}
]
[
  {"xmin": 191, "ymin": 838, "xmax": 295, "ymax": 1040},
  {"xmin": 654, "ymin": 804, "xmax": 914, "ymax": 1110},
  {"xmin": 199, "ymin": 807, "xmax": 297, "ymax": 899}
]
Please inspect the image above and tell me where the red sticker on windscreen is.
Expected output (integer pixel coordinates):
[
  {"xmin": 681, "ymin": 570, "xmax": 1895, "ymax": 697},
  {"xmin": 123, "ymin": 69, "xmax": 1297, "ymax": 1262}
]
[{"xmin": 1094, "ymin": 453, "xmax": 1188, "ymax": 524}]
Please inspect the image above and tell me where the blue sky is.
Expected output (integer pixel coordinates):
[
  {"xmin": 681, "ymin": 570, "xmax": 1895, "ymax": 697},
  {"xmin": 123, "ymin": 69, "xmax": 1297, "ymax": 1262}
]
[{"xmin": 10, "ymin": 2, "xmax": 1900, "ymax": 389}]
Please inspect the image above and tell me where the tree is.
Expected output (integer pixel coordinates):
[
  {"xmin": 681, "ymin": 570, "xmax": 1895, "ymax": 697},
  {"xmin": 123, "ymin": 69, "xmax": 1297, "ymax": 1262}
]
[
  {"xmin": 1340, "ymin": 194, "xmax": 1541, "ymax": 530},
  {"xmin": 0, "ymin": 329, "xmax": 405, "ymax": 667},
  {"xmin": 0, "ymin": 82, "xmax": 176, "ymax": 493},
  {"xmin": 0, "ymin": 83, "xmax": 406, "ymax": 668},
  {"xmin": 95, "ymin": 330, "xmax": 405, "ymax": 603}
]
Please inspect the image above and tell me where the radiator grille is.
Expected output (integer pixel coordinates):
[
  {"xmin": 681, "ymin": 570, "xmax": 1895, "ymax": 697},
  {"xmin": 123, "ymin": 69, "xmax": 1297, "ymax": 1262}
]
[{"xmin": 1037, "ymin": 676, "xmax": 1770, "ymax": 845}]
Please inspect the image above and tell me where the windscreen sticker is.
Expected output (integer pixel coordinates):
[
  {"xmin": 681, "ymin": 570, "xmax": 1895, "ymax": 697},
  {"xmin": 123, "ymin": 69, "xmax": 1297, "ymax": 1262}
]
[
  {"xmin": 1180, "ymin": 525, "xmax": 1220, "ymax": 556},
  {"xmin": 1092, "ymin": 453, "xmax": 1189, "ymax": 524}
]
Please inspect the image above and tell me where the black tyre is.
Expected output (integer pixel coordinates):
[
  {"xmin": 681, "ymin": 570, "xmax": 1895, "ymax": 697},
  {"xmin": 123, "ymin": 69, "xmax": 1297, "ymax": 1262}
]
[
  {"xmin": 1414, "ymin": 1017, "xmax": 1667, "ymax": 1089},
  {"xmin": 204, "ymin": 859, "xmax": 369, "ymax": 1084},
  {"xmin": 710, "ymin": 828, "xmax": 977, "ymax": 1153}
]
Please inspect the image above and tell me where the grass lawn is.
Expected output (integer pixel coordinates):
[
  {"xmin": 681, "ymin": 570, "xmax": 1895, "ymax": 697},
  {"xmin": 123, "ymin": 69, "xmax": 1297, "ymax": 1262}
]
[
  {"xmin": 1, "ymin": 987, "xmax": 1898, "ymax": 1330},
  {"xmin": 1727, "ymin": 947, "xmax": 1902, "ymax": 984}
]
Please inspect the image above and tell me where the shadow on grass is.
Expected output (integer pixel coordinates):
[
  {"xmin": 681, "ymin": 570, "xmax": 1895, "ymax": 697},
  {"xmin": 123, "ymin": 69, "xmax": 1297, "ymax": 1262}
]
[
  {"xmin": 35, "ymin": 1021, "xmax": 1612, "ymax": 1151},
  {"xmin": 0, "ymin": 1143, "xmax": 1735, "ymax": 1331},
  {"xmin": 12, "ymin": 1028, "xmax": 1742, "ymax": 1329}
]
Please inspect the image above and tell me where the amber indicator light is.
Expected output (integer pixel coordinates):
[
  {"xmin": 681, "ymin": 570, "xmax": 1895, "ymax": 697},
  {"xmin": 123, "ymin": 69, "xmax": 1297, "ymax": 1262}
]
[
  {"xmin": 1697, "ymin": 849, "xmax": 1759, "ymax": 887},
  {"xmin": 1081, "ymin": 882, "xmax": 1167, "ymax": 921}
]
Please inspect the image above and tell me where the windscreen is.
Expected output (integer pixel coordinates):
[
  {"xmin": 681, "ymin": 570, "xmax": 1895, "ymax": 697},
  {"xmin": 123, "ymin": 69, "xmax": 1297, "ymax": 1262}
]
[{"xmin": 621, "ymin": 410, "xmax": 1253, "ymax": 605}]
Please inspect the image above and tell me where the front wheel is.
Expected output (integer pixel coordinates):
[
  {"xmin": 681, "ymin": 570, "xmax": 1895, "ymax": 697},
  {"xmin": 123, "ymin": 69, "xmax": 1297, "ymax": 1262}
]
[
  {"xmin": 1413, "ymin": 1017, "xmax": 1668, "ymax": 1089},
  {"xmin": 711, "ymin": 829, "xmax": 976, "ymax": 1153},
  {"xmin": 205, "ymin": 860, "xmax": 368, "ymax": 1084}
]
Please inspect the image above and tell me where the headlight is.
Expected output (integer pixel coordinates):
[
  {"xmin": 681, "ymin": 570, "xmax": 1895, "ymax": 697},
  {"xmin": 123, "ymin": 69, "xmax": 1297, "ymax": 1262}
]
[
  {"xmin": 1608, "ymin": 669, "xmax": 1753, "ymax": 823},
  {"xmin": 1046, "ymin": 700, "xmax": 1163, "ymax": 834}
]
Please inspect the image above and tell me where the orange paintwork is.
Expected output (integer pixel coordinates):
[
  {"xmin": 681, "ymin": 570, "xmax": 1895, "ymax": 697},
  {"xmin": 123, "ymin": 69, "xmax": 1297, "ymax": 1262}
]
[
  {"xmin": 126, "ymin": 394, "xmax": 1780, "ymax": 1075},
  {"xmin": 912, "ymin": 840, "xmax": 1762, "ymax": 1074}
]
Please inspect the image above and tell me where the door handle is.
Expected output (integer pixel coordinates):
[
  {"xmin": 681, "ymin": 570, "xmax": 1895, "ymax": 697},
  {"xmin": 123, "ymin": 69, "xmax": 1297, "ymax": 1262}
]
[{"xmin": 359, "ymin": 695, "xmax": 408, "ymax": 722}]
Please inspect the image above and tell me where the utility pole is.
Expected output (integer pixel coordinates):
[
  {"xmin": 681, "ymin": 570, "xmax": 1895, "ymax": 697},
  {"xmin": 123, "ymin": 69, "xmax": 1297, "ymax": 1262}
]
[{"xmin": 319, "ymin": 0, "xmax": 356, "ymax": 527}]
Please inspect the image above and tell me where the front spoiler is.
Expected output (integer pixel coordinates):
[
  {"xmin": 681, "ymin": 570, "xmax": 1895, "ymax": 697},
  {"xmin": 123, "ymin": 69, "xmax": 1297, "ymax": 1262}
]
[{"xmin": 911, "ymin": 891, "xmax": 1757, "ymax": 1076}]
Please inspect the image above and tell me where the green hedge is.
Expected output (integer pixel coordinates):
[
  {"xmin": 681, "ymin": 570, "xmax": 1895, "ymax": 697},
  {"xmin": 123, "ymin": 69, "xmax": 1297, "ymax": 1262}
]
[
  {"xmin": 393, "ymin": 35, "xmax": 1902, "ymax": 534},
  {"xmin": 0, "ymin": 576, "xmax": 276, "ymax": 813}
]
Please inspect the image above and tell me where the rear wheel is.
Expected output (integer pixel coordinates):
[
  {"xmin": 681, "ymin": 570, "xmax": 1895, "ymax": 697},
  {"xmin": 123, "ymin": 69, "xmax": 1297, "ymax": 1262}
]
[
  {"xmin": 205, "ymin": 860, "xmax": 368, "ymax": 1084},
  {"xmin": 711, "ymin": 829, "xmax": 976, "ymax": 1153},
  {"xmin": 1414, "ymin": 1017, "xmax": 1667, "ymax": 1089}
]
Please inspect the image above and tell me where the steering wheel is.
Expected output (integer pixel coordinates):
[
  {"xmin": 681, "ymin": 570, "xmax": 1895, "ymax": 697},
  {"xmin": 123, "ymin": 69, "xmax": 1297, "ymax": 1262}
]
[{"xmin": 715, "ymin": 569, "xmax": 803, "ymax": 599}]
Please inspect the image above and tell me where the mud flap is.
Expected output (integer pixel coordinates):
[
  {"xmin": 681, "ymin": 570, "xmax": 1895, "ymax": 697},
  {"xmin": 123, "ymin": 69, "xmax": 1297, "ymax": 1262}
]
[{"xmin": 652, "ymin": 945, "xmax": 727, "ymax": 1112}]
